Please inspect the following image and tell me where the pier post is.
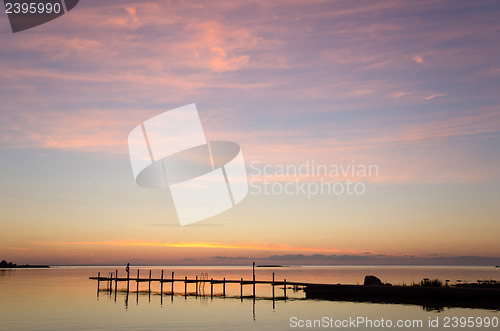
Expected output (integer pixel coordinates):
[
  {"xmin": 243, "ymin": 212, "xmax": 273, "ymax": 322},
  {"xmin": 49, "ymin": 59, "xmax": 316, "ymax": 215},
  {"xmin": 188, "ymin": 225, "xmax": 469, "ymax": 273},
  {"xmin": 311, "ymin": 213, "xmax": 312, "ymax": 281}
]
[
  {"xmin": 108, "ymin": 272, "xmax": 113, "ymax": 292},
  {"xmin": 283, "ymin": 279, "xmax": 286, "ymax": 299},
  {"xmin": 240, "ymin": 278, "xmax": 243, "ymax": 299},
  {"xmin": 97, "ymin": 272, "xmax": 100, "ymax": 290},
  {"xmin": 148, "ymin": 270, "xmax": 152, "ymax": 294},
  {"xmin": 160, "ymin": 270, "xmax": 164, "ymax": 295},
  {"xmin": 195, "ymin": 276, "xmax": 198, "ymax": 297},
  {"xmin": 136, "ymin": 269, "xmax": 139, "ymax": 293},
  {"xmin": 171, "ymin": 271, "xmax": 174, "ymax": 294},
  {"xmin": 252, "ymin": 262, "xmax": 255, "ymax": 298},
  {"xmin": 126, "ymin": 264, "xmax": 130, "ymax": 292},
  {"xmin": 184, "ymin": 276, "xmax": 187, "ymax": 297},
  {"xmin": 210, "ymin": 278, "xmax": 213, "ymax": 299},
  {"xmin": 115, "ymin": 270, "xmax": 118, "ymax": 293},
  {"xmin": 272, "ymin": 273, "xmax": 275, "ymax": 300},
  {"xmin": 223, "ymin": 277, "xmax": 226, "ymax": 297}
]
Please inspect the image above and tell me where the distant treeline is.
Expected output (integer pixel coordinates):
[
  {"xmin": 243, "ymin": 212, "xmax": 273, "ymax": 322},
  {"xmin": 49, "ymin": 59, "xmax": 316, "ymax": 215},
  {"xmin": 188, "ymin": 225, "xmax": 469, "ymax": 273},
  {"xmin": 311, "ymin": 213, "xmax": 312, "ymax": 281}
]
[{"xmin": 0, "ymin": 260, "xmax": 49, "ymax": 268}]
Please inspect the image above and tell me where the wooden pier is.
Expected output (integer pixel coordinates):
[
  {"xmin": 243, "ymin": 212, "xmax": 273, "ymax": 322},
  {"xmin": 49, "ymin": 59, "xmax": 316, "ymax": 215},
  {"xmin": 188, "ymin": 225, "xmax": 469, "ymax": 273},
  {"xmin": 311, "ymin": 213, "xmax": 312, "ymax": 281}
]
[
  {"xmin": 89, "ymin": 267, "xmax": 500, "ymax": 310},
  {"xmin": 89, "ymin": 268, "xmax": 305, "ymax": 300}
]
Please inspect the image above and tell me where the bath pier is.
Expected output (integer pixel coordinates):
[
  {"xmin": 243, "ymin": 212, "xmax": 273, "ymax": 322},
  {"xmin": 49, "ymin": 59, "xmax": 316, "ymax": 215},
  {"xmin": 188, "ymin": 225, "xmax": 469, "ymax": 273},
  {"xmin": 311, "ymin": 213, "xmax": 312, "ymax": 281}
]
[
  {"xmin": 89, "ymin": 268, "xmax": 302, "ymax": 300},
  {"xmin": 89, "ymin": 267, "xmax": 500, "ymax": 310}
]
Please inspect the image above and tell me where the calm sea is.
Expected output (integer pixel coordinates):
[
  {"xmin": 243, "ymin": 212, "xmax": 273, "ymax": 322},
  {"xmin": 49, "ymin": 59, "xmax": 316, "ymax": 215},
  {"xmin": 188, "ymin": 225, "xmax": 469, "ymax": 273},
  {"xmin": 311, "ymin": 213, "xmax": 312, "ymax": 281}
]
[{"xmin": 0, "ymin": 266, "xmax": 498, "ymax": 330}]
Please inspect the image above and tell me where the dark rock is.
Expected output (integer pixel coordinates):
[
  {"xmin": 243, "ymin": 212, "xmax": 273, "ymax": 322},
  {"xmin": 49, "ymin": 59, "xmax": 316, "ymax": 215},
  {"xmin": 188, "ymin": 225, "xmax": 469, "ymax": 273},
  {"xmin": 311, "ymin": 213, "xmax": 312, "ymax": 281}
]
[{"xmin": 364, "ymin": 275, "xmax": 383, "ymax": 286}]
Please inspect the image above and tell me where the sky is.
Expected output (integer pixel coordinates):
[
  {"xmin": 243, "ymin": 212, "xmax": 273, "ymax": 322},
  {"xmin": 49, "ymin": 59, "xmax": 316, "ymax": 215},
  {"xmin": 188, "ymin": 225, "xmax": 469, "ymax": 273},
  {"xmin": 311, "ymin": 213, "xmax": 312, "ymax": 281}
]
[{"xmin": 0, "ymin": 0, "xmax": 499, "ymax": 266}]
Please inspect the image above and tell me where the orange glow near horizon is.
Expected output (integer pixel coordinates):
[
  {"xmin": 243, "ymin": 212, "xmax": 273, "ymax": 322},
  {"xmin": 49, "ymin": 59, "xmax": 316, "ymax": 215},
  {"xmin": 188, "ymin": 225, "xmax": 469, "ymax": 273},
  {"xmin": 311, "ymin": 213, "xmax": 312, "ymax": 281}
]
[{"xmin": 33, "ymin": 241, "xmax": 370, "ymax": 254}]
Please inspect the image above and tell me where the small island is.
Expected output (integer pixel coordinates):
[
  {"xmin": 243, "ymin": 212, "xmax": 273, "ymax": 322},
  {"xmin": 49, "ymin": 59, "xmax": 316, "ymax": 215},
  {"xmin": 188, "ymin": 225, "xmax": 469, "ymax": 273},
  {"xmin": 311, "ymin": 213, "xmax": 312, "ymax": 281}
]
[{"xmin": 0, "ymin": 260, "xmax": 49, "ymax": 268}]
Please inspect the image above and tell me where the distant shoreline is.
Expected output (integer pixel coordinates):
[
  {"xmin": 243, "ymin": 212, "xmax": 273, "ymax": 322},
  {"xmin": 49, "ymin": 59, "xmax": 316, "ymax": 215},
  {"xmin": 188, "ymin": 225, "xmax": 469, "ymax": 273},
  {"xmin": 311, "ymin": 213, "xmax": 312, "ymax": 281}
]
[
  {"xmin": 24, "ymin": 264, "xmax": 500, "ymax": 267},
  {"xmin": 0, "ymin": 260, "xmax": 50, "ymax": 269},
  {"xmin": 0, "ymin": 265, "xmax": 50, "ymax": 269},
  {"xmin": 2, "ymin": 264, "xmax": 500, "ymax": 268}
]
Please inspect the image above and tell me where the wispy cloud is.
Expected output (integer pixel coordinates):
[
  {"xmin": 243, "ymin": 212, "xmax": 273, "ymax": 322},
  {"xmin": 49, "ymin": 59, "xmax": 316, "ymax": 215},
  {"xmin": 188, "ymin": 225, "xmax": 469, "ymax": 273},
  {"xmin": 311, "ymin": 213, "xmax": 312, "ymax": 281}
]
[
  {"xmin": 2, "ymin": 246, "xmax": 30, "ymax": 251},
  {"xmin": 0, "ymin": 0, "xmax": 499, "ymax": 183}
]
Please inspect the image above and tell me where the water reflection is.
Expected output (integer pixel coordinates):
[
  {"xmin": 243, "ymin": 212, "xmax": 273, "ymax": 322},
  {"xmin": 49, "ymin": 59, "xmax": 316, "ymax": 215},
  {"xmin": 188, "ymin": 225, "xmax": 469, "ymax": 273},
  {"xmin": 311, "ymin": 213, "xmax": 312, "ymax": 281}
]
[
  {"xmin": 2, "ymin": 267, "xmax": 499, "ymax": 331},
  {"xmin": 95, "ymin": 283, "xmax": 500, "ymax": 314}
]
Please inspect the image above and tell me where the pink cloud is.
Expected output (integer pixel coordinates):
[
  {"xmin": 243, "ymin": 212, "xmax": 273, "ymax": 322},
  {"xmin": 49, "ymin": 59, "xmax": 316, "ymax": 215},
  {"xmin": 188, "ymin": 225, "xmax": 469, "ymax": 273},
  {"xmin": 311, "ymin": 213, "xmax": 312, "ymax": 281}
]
[
  {"xmin": 412, "ymin": 55, "xmax": 424, "ymax": 64},
  {"xmin": 0, "ymin": 0, "xmax": 498, "ymax": 187},
  {"xmin": 425, "ymin": 93, "xmax": 446, "ymax": 100}
]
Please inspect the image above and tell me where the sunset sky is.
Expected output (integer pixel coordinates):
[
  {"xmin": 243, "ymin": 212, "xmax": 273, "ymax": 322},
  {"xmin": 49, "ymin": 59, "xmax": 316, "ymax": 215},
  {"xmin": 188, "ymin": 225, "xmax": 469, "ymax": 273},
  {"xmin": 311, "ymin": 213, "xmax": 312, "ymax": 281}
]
[{"xmin": 0, "ymin": 0, "xmax": 499, "ymax": 266}]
